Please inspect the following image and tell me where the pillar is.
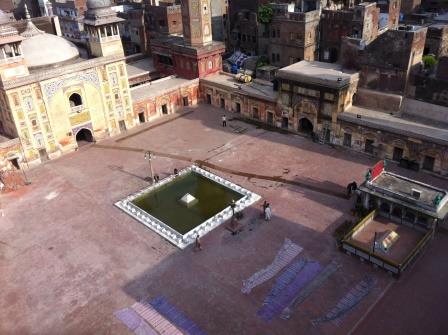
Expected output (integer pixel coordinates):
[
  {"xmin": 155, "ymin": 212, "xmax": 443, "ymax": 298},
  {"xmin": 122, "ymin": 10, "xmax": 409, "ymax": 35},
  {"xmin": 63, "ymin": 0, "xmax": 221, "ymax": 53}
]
[{"xmin": 363, "ymin": 192, "xmax": 370, "ymax": 209}]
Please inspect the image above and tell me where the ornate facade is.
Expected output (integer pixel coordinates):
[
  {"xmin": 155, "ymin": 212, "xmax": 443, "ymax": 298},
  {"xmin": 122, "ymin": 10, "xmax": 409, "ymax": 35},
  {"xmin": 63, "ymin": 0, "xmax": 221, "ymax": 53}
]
[{"xmin": 0, "ymin": 2, "xmax": 134, "ymax": 169}]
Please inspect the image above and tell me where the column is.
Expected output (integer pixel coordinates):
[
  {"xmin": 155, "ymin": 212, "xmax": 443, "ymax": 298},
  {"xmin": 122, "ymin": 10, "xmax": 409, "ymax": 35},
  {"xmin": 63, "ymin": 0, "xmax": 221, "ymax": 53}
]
[{"xmin": 363, "ymin": 192, "xmax": 370, "ymax": 209}]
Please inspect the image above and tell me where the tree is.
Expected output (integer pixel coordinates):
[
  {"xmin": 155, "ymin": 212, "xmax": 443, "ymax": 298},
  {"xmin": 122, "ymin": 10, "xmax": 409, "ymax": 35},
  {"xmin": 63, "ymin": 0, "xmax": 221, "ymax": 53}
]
[
  {"xmin": 258, "ymin": 5, "xmax": 273, "ymax": 24},
  {"xmin": 422, "ymin": 54, "xmax": 437, "ymax": 69}
]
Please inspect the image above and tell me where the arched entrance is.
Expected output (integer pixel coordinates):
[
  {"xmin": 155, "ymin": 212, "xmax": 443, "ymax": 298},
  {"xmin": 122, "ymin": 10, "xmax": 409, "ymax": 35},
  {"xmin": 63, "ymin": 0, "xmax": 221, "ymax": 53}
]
[
  {"xmin": 298, "ymin": 118, "xmax": 313, "ymax": 133},
  {"xmin": 75, "ymin": 128, "xmax": 93, "ymax": 146}
]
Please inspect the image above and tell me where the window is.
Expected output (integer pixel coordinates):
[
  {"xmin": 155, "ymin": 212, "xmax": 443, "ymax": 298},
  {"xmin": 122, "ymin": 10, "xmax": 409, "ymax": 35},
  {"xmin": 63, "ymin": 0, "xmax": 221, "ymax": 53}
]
[
  {"xmin": 281, "ymin": 93, "xmax": 290, "ymax": 105},
  {"xmin": 365, "ymin": 139, "xmax": 374, "ymax": 154},
  {"xmin": 272, "ymin": 53, "xmax": 276, "ymax": 63},
  {"xmin": 276, "ymin": 53, "xmax": 280, "ymax": 62},
  {"xmin": 208, "ymin": 60, "xmax": 213, "ymax": 69},
  {"xmin": 69, "ymin": 93, "xmax": 82, "ymax": 108},
  {"xmin": 281, "ymin": 83, "xmax": 290, "ymax": 91},
  {"xmin": 423, "ymin": 155, "xmax": 435, "ymax": 171},
  {"xmin": 393, "ymin": 147, "xmax": 403, "ymax": 162},
  {"xmin": 324, "ymin": 92, "xmax": 334, "ymax": 101},
  {"xmin": 343, "ymin": 133, "xmax": 352, "ymax": 147}
]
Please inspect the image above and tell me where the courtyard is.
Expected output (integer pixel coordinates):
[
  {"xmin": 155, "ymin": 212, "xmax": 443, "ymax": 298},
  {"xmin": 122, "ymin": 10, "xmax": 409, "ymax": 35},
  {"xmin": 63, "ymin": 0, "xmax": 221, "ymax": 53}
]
[{"xmin": 1, "ymin": 105, "xmax": 448, "ymax": 335}]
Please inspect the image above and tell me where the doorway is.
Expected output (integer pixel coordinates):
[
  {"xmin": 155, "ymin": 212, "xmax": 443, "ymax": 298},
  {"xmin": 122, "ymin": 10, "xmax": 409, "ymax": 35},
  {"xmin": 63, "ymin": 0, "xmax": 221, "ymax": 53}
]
[
  {"xmin": 39, "ymin": 149, "xmax": 49, "ymax": 162},
  {"xmin": 183, "ymin": 96, "xmax": 189, "ymax": 106},
  {"xmin": 75, "ymin": 128, "xmax": 94, "ymax": 146},
  {"xmin": 10, "ymin": 158, "xmax": 20, "ymax": 169},
  {"xmin": 267, "ymin": 112, "xmax": 274, "ymax": 125},
  {"xmin": 329, "ymin": 48, "xmax": 338, "ymax": 63},
  {"xmin": 282, "ymin": 117, "xmax": 288, "ymax": 129},
  {"xmin": 235, "ymin": 102, "xmax": 241, "ymax": 113},
  {"xmin": 138, "ymin": 112, "xmax": 145, "ymax": 123},
  {"xmin": 118, "ymin": 121, "xmax": 127, "ymax": 132},
  {"xmin": 298, "ymin": 118, "xmax": 313, "ymax": 133},
  {"xmin": 343, "ymin": 133, "xmax": 352, "ymax": 147},
  {"xmin": 206, "ymin": 94, "xmax": 212, "ymax": 104},
  {"xmin": 220, "ymin": 98, "xmax": 225, "ymax": 109},
  {"xmin": 393, "ymin": 147, "xmax": 403, "ymax": 162},
  {"xmin": 161, "ymin": 104, "xmax": 168, "ymax": 114}
]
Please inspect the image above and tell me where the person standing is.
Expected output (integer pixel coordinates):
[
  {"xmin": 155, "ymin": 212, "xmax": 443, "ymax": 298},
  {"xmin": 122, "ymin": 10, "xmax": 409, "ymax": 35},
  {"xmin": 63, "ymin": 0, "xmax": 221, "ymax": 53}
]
[
  {"xmin": 222, "ymin": 115, "xmax": 227, "ymax": 127},
  {"xmin": 195, "ymin": 234, "xmax": 203, "ymax": 251},
  {"xmin": 265, "ymin": 204, "xmax": 272, "ymax": 221},
  {"xmin": 230, "ymin": 199, "xmax": 236, "ymax": 217},
  {"xmin": 262, "ymin": 200, "xmax": 269, "ymax": 216}
]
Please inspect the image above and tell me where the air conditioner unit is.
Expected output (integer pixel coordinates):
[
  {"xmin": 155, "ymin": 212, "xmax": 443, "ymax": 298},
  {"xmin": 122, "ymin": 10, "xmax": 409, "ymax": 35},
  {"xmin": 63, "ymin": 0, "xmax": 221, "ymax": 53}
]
[{"xmin": 412, "ymin": 188, "xmax": 422, "ymax": 200}]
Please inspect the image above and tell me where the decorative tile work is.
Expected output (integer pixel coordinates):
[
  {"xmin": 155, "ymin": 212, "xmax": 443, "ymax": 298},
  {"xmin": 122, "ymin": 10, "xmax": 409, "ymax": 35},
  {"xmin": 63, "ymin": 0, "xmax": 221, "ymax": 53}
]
[{"xmin": 43, "ymin": 71, "xmax": 100, "ymax": 103}]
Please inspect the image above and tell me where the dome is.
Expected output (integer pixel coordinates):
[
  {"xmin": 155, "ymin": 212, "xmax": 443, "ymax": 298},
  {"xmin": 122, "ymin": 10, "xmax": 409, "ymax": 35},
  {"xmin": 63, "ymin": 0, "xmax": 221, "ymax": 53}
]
[{"xmin": 20, "ymin": 22, "xmax": 79, "ymax": 69}]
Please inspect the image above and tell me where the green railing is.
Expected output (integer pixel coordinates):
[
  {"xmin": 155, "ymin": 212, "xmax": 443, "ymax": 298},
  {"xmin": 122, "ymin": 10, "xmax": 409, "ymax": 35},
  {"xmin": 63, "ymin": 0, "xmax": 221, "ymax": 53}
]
[
  {"xmin": 400, "ymin": 228, "xmax": 434, "ymax": 272},
  {"xmin": 342, "ymin": 209, "xmax": 377, "ymax": 241}
]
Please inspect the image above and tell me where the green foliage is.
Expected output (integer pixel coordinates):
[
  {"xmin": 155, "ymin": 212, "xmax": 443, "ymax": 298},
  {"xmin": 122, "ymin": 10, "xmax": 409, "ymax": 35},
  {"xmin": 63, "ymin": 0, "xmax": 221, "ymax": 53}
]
[
  {"xmin": 258, "ymin": 5, "xmax": 273, "ymax": 24},
  {"xmin": 422, "ymin": 54, "xmax": 437, "ymax": 68},
  {"xmin": 256, "ymin": 55, "xmax": 269, "ymax": 68}
]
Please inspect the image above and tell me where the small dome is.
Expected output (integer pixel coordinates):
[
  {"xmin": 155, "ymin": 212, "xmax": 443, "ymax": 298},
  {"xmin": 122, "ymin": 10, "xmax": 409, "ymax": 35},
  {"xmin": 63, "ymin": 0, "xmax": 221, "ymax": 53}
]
[{"xmin": 21, "ymin": 23, "xmax": 79, "ymax": 69}]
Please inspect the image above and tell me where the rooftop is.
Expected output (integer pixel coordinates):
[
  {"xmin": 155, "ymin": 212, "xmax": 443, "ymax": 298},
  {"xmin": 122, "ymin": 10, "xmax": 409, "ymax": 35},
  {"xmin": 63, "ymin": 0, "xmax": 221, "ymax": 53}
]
[
  {"xmin": 126, "ymin": 58, "xmax": 156, "ymax": 78},
  {"xmin": 201, "ymin": 72, "xmax": 277, "ymax": 102},
  {"xmin": 151, "ymin": 35, "xmax": 225, "ymax": 56},
  {"xmin": 434, "ymin": 12, "xmax": 448, "ymax": 23},
  {"xmin": 339, "ymin": 105, "xmax": 448, "ymax": 146},
  {"xmin": 130, "ymin": 76, "xmax": 197, "ymax": 102},
  {"xmin": 361, "ymin": 170, "xmax": 448, "ymax": 218},
  {"xmin": 276, "ymin": 61, "xmax": 359, "ymax": 89}
]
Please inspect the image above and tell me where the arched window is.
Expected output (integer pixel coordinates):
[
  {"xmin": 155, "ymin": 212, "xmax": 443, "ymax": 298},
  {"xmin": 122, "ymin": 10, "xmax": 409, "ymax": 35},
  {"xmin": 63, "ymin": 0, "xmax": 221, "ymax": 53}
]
[{"xmin": 69, "ymin": 93, "xmax": 83, "ymax": 108}]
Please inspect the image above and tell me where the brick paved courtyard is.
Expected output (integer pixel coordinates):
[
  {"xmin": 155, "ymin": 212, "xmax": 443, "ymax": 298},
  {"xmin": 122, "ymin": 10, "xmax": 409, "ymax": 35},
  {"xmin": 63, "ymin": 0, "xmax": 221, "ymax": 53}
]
[{"xmin": 1, "ymin": 105, "xmax": 447, "ymax": 335}]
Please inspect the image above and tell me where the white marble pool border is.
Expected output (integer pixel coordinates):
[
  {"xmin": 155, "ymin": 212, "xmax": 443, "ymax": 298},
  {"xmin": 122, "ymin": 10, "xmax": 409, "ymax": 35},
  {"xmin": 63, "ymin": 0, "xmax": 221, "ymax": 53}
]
[{"xmin": 114, "ymin": 165, "xmax": 261, "ymax": 249}]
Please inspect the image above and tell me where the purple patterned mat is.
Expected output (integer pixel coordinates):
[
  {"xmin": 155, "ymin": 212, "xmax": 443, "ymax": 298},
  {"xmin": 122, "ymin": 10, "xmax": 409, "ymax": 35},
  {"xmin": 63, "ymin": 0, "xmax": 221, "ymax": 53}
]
[
  {"xmin": 114, "ymin": 307, "xmax": 158, "ymax": 335},
  {"xmin": 149, "ymin": 296, "xmax": 207, "ymax": 335},
  {"xmin": 258, "ymin": 261, "xmax": 322, "ymax": 322}
]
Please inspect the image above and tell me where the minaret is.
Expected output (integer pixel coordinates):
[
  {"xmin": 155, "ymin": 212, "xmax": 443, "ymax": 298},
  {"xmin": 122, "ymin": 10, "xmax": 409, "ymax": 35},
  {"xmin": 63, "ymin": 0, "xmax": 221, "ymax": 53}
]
[
  {"xmin": 83, "ymin": 0, "xmax": 125, "ymax": 57},
  {"xmin": 0, "ymin": 9, "xmax": 28, "ymax": 81},
  {"xmin": 181, "ymin": 0, "xmax": 213, "ymax": 47}
]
